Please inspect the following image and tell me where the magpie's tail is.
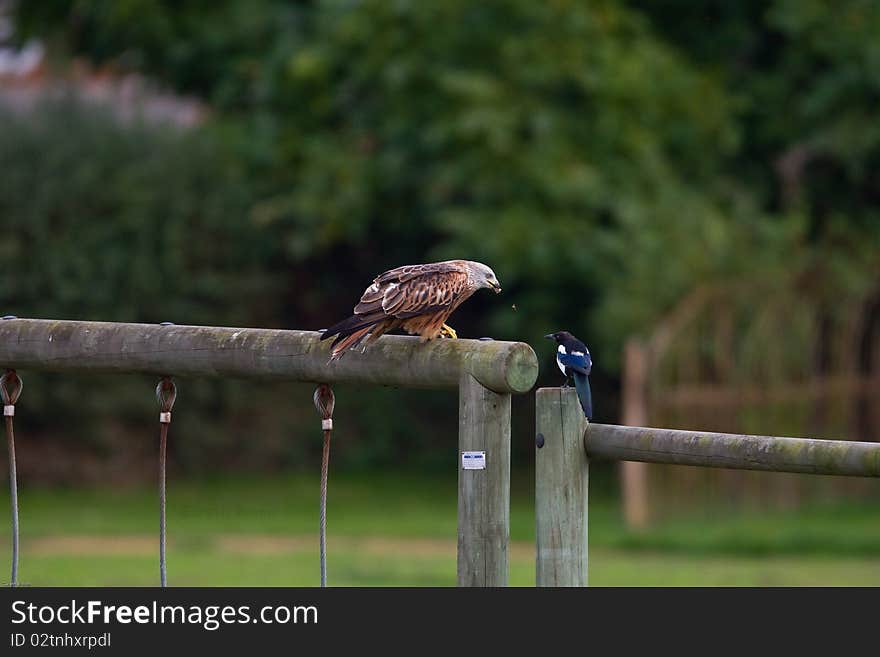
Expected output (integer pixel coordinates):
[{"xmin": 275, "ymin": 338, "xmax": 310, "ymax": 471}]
[{"xmin": 573, "ymin": 371, "xmax": 592, "ymax": 420}]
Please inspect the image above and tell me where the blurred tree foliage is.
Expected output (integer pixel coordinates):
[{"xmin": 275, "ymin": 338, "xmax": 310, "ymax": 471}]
[
  {"xmin": 631, "ymin": 0, "xmax": 880, "ymax": 291},
  {"xmin": 0, "ymin": 100, "xmax": 285, "ymax": 479},
  {"xmin": 12, "ymin": 0, "xmax": 785, "ymax": 345},
  {"xmin": 5, "ymin": 0, "xmax": 879, "ymax": 474},
  {"xmin": 0, "ymin": 101, "xmax": 271, "ymax": 325}
]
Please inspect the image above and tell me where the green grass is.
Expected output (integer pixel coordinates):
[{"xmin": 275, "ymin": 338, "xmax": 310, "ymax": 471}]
[
  {"xmin": 20, "ymin": 549, "xmax": 880, "ymax": 587},
  {"xmin": 2, "ymin": 473, "xmax": 879, "ymax": 586}
]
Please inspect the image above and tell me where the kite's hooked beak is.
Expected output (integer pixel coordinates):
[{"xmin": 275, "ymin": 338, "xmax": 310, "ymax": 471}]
[{"xmin": 490, "ymin": 281, "xmax": 502, "ymax": 293}]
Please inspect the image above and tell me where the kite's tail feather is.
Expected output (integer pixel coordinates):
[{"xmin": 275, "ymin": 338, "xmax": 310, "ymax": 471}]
[
  {"xmin": 328, "ymin": 326, "xmax": 374, "ymax": 361},
  {"xmin": 321, "ymin": 313, "xmax": 384, "ymax": 345},
  {"xmin": 573, "ymin": 372, "xmax": 593, "ymax": 420},
  {"xmin": 321, "ymin": 314, "xmax": 376, "ymax": 341}
]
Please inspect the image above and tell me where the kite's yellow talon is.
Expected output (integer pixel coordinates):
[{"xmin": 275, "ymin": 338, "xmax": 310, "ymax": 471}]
[{"xmin": 440, "ymin": 324, "xmax": 458, "ymax": 339}]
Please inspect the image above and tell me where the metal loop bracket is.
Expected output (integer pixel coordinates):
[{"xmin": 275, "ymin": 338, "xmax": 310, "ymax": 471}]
[
  {"xmin": 0, "ymin": 370, "xmax": 22, "ymax": 406},
  {"xmin": 154, "ymin": 376, "xmax": 176, "ymax": 588},
  {"xmin": 155, "ymin": 377, "xmax": 177, "ymax": 413},
  {"xmin": 313, "ymin": 384, "xmax": 335, "ymax": 420},
  {"xmin": 313, "ymin": 383, "xmax": 335, "ymax": 587},
  {"xmin": 2, "ymin": 368, "xmax": 21, "ymax": 586}
]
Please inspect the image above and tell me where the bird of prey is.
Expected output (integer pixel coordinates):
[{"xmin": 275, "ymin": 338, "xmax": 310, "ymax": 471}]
[
  {"xmin": 545, "ymin": 331, "xmax": 593, "ymax": 419},
  {"xmin": 321, "ymin": 260, "xmax": 502, "ymax": 361}
]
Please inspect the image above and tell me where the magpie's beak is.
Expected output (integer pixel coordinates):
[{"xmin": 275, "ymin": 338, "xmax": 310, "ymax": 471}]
[{"xmin": 544, "ymin": 333, "xmax": 555, "ymax": 341}]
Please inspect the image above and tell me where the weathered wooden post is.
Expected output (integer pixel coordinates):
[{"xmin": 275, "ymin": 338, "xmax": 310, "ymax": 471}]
[
  {"xmin": 535, "ymin": 387, "xmax": 589, "ymax": 586},
  {"xmin": 456, "ymin": 343, "xmax": 538, "ymax": 586},
  {"xmin": 457, "ymin": 373, "xmax": 511, "ymax": 586}
]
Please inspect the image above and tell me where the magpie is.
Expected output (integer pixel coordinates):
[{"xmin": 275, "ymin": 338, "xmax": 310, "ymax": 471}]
[{"xmin": 544, "ymin": 331, "xmax": 593, "ymax": 420}]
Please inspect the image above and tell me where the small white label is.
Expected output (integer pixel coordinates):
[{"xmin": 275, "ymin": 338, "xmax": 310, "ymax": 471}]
[
  {"xmin": 159, "ymin": 411, "xmax": 172, "ymax": 424},
  {"xmin": 3, "ymin": 405, "xmax": 14, "ymax": 417},
  {"xmin": 461, "ymin": 451, "xmax": 486, "ymax": 470},
  {"xmin": 321, "ymin": 418, "xmax": 333, "ymax": 431}
]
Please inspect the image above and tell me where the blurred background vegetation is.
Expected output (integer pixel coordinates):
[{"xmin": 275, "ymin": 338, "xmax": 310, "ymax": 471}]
[{"xmin": 1, "ymin": 1, "xmax": 879, "ymax": 584}]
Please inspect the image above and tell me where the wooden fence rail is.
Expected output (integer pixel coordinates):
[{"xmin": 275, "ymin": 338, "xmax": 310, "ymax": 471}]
[
  {"xmin": 0, "ymin": 318, "xmax": 537, "ymax": 393},
  {"xmin": 584, "ymin": 424, "xmax": 880, "ymax": 477},
  {"xmin": 0, "ymin": 317, "xmax": 539, "ymax": 587},
  {"xmin": 535, "ymin": 387, "xmax": 880, "ymax": 587}
]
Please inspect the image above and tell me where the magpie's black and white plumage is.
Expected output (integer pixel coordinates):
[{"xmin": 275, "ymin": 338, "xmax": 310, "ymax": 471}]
[{"xmin": 544, "ymin": 331, "xmax": 593, "ymax": 419}]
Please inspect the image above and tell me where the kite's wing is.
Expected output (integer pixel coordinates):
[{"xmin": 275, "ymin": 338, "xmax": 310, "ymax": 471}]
[
  {"xmin": 321, "ymin": 260, "xmax": 473, "ymax": 359},
  {"xmin": 354, "ymin": 262, "xmax": 470, "ymax": 319}
]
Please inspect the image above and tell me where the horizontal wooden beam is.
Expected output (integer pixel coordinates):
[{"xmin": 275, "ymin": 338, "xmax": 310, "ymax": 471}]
[
  {"xmin": 0, "ymin": 318, "xmax": 538, "ymax": 394},
  {"xmin": 584, "ymin": 424, "xmax": 880, "ymax": 477}
]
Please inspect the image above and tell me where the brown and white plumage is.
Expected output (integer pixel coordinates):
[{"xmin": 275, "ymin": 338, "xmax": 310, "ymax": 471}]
[{"xmin": 320, "ymin": 260, "xmax": 502, "ymax": 360}]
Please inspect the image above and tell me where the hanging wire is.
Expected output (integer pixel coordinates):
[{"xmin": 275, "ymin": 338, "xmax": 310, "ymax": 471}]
[
  {"xmin": 155, "ymin": 377, "xmax": 177, "ymax": 588},
  {"xmin": 313, "ymin": 384, "xmax": 335, "ymax": 587},
  {"xmin": 1, "ymin": 369, "xmax": 22, "ymax": 587}
]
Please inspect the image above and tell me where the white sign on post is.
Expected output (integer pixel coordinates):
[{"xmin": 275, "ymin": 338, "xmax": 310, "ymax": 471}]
[{"xmin": 461, "ymin": 451, "xmax": 486, "ymax": 470}]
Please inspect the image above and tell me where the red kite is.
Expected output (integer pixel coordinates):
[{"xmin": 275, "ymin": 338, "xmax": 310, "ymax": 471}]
[{"xmin": 321, "ymin": 260, "xmax": 502, "ymax": 360}]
